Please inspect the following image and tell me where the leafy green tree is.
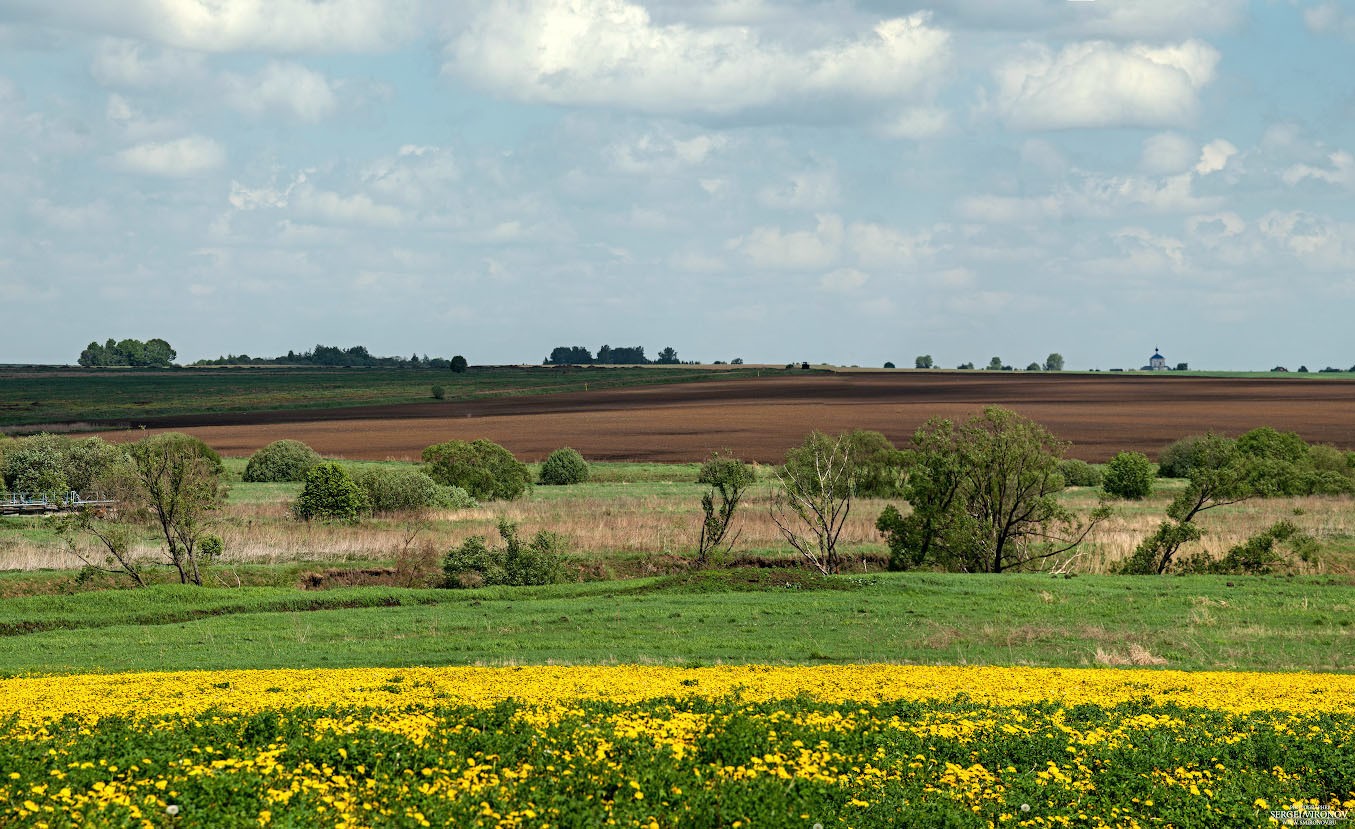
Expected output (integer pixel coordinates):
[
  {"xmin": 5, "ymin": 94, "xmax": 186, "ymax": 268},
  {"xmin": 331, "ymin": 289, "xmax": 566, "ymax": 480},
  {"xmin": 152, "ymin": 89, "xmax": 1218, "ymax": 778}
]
[
  {"xmin": 293, "ymin": 463, "xmax": 368, "ymax": 523},
  {"xmin": 450, "ymin": 355, "xmax": 469, "ymax": 373},
  {"xmin": 243, "ymin": 440, "xmax": 322, "ymax": 483},
  {"xmin": 77, "ymin": 337, "xmax": 176, "ymax": 367},
  {"xmin": 883, "ymin": 361, "xmax": 896, "ymax": 369},
  {"xmin": 986, "ymin": 356, "xmax": 1003, "ymax": 371},
  {"xmin": 2, "ymin": 434, "xmax": 70, "ymax": 496},
  {"xmin": 695, "ymin": 452, "xmax": 756, "ymax": 565},
  {"xmin": 1044, "ymin": 353, "xmax": 1065, "ymax": 371},
  {"xmin": 422, "ymin": 439, "xmax": 530, "ymax": 501},
  {"xmin": 878, "ymin": 407, "xmax": 1108, "ymax": 573},
  {"xmin": 656, "ymin": 347, "xmax": 680, "ymax": 364},
  {"xmin": 63, "ymin": 437, "xmax": 125, "ymax": 493},
  {"xmin": 1025, "ymin": 362, "xmax": 1041, "ymax": 372},
  {"xmin": 914, "ymin": 355, "xmax": 933, "ymax": 369},
  {"xmin": 546, "ymin": 346, "xmax": 594, "ymax": 365},
  {"xmin": 956, "ymin": 362, "xmax": 975, "ymax": 370},
  {"xmin": 1118, "ymin": 434, "xmax": 1257, "ymax": 574},
  {"xmin": 125, "ymin": 433, "xmax": 227, "ymax": 585},
  {"xmin": 539, "ymin": 447, "xmax": 590, "ymax": 485},
  {"xmin": 1102, "ymin": 452, "xmax": 1155, "ymax": 499}
]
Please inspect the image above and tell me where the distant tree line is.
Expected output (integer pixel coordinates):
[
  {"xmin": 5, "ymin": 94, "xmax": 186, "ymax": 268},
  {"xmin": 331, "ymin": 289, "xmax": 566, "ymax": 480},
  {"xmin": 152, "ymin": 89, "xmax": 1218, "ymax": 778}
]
[
  {"xmin": 544, "ymin": 345, "xmax": 683, "ymax": 365},
  {"xmin": 193, "ymin": 345, "xmax": 468, "ymax": 371},
  {"xmin": 78, "ymin": 338, "xmax": 176, "ymax": 367}
]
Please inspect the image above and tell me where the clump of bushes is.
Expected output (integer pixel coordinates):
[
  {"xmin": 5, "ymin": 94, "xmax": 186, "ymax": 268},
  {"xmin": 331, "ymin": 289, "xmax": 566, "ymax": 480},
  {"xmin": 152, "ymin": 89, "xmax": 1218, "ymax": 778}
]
[
  {"xmin": 352, "ymin": 465, "xmax": 446, "ymax": 514},
  {"xmin": 1102, "ymin": 452, "xmax": 1154, "ymax": 499},
  {"xmin": 443, "ymin": 520, "xmax": 567, "ymax": 588},
  {"xmin": 293, "ymin": 463, "xmax": 368, "ymax": 523},
  {"xmin": 1157, "ymin": 428, "xmax": 1355, "ymax": 495},
  {"xmin": 539, "ymin": 447, "xmax": 589, "ymax": 485},
  {"xmin": 1, "ymin": 433, "xmax": 126, "ymax": 496},
  {"xmin": 243, "ymin": 439, "xmax": 322, "ymax": 483},
  {"xmin": 422, "ymin": 439, "xmax": 530, "ymax": 501},
  {"xmin": 1058, "ymin": 458, "xmax": 1103, "ymax": 487}
]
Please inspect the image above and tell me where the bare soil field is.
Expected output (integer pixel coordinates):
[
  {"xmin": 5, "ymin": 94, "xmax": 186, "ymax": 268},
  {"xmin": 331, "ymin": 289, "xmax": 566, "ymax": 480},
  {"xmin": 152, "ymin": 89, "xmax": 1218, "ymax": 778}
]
[{"xmin": 109, "ymin": 372, "xmax": 1355, "ymax": 462}]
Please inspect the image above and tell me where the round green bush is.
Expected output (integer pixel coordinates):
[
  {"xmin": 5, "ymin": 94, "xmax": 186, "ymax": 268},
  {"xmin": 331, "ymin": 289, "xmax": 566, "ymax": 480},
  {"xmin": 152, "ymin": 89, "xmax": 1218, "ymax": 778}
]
[
  {"xmin": 244, "ymin": 440, "xmax": 322, "ymax": 483},
  {"xmin": 352, "ymin": 465, "xmax": 444, "ymax": 514},
  {"xmin": 2, "ymin": 434, "xmax": 70, "ymax": 496},
  {"xmin": 1102, "ymin": 451, "xmax": 1155, "ymax": 499},
  {"xmin": 421, "ymin": 439, "xmax": 530, "ymax": 501},
  {"xmin": 438, "ymin": 485, "xmax": 479, "ymax": 510},
  {"xmin": 1058, "ymin": 458, "xmax": 1103, "ymax": 488},
  {"xmin": 1157, "ymin": 434, "xmax": 1210, "ymax": 478},
  {"xmin": 63, "ymin": 437, "xmax": 125, "ymax": 492},
  {"xmin": 293, "ymin": 463, "xmax": 368, "ymax": 522},
  {"xmin": 539, "ymin": 447, "xmax": 590, "ymax": 485}
]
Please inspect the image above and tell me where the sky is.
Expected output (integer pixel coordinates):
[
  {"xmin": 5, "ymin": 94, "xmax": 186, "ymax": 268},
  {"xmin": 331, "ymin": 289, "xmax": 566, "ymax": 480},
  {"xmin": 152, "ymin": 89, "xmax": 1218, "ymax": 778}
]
[{"xmin": 1, "ymin": 0, "xmax": 1353, "ymax": 370}]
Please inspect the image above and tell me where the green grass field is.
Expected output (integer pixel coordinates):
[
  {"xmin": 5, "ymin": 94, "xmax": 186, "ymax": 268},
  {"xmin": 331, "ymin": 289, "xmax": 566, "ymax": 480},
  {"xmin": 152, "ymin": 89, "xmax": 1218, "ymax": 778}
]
[
  {"xmin": 0, "ymin": 571, "xmax": 1349, "ymax": 675},
  {"xmin": 0, "ymin": 364, "xmax": 774, "ymax": 428}
]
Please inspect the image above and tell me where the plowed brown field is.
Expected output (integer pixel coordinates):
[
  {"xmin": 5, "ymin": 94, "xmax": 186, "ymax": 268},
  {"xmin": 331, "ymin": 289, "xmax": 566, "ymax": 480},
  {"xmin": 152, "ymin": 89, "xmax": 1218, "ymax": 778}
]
[{"xmin": 114, "ymin": 373, "xmax": 1355, "ymax": 462}]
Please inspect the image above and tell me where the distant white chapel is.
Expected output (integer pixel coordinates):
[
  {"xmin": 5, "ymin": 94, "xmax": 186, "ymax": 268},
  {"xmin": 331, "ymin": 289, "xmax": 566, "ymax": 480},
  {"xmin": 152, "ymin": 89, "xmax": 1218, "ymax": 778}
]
[{"xmin": 1147, "ymin": 348, "xmax": 1168, "ymax": 371}]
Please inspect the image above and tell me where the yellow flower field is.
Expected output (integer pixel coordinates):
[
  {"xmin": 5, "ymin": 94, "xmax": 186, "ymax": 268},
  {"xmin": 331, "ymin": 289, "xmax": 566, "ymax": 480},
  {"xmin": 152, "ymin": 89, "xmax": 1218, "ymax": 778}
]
[
  {"xmin": 1, "ymin": 666, "xmax": 1352, "ymax": 828},
  {"xmin": 3, "ymin": 664, "xmax": 1354, "ymax": 724}
]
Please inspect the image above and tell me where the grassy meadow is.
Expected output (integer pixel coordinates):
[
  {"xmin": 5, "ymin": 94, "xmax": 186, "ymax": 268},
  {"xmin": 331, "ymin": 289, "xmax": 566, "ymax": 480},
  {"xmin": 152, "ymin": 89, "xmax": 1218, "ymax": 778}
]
[{"xmin": 3, "ymin": 447, "xmax": 1354, "ymax": 826}]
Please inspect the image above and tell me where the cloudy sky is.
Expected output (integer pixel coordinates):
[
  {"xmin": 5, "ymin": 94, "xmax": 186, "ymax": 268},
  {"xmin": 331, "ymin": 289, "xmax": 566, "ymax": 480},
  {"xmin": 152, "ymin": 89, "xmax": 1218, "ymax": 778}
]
[{"xmin": 1, "ymin": 0, "xmax": 1353, "ymax": 369}]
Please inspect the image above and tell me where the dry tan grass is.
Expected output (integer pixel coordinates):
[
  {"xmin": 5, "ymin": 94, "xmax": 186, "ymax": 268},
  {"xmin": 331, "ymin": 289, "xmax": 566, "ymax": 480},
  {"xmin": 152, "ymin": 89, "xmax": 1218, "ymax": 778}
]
[
  {"xmin": 1095, "ymin": 644, "xmax": 1168, "ymax": 666},
  {"xmin": 2, "ymin": 482, "xmax": 1351, "ymax": 575}
]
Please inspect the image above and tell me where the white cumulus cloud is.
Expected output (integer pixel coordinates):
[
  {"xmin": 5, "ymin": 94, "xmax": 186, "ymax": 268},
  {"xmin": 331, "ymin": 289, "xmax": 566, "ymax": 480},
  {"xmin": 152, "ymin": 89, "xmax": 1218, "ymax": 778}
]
[
  {"xmin": 114, "ymin": 135, "xmax": 225, "ymax": 176},
  {"xmin": 8, "ymin": 0, "xmax": 420, "ymax": 53},
  {"xmin": 223, "ymin": 62, "xmax": 340, "ymax": 122},
  {"xmin": 446, "ymin": 1, "xmax": 950, "ymax": 118},
  {"xmin": 1194, "ymin": 139, "xmax": 1237, "ymax": 175},
  {"xmin": 731, "ymin": 213, "xmax": 844, "ymax": 270},
  {"xmin": 1283, "ymin": 150, "xmax": 1355, "ymax": 188},
  {"xmin": 991, "ymin": 39, "xmax": 1220, "ymax": 130}
]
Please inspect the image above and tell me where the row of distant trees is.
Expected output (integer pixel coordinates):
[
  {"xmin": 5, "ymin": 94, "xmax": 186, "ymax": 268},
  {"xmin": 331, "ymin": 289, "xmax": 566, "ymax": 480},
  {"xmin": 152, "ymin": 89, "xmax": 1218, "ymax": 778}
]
[
  {"xmin": 544, "ymin": 345, "xmax": 684, "ymax": 365},
  {"xmin": 193, "ymin": 345, "xmax": 467, "ymax": 371},
  {"xmin": 78, "ymin": 338, "xmax": 176, "ymax": 367},
  {"xmin": 893, "ymin": 353, "xmax": 1067, "ymax": 371}
]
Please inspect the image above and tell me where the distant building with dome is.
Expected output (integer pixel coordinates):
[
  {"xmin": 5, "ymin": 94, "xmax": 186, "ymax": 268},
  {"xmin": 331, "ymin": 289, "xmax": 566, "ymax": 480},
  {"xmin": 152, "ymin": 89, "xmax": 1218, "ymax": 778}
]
[{"xmin": 1147, "ymin": 348, "xmax": 1167, "ymax": 371}]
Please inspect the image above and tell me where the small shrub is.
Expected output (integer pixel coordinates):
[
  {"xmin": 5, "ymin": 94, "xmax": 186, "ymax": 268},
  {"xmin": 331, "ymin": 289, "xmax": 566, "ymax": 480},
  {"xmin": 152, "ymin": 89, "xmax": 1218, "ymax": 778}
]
[
  {"xmin": 1102, "ymin": 452, "xmax": 1155, "ymax": 499},
  {"xmin": 244, "ymin": 440, "xmax": 322, "ymax": 483},
  {"xmin": 293, "ymin": 463, "xmax": 368, "ymax": 522},
  {"xmin": 437, "ymin": 485, "xmax": 479, "ymax": 509},
  {"xmin": 431, "ymin": 385, "xmax": 446, "ymax": 400},
  {"xmin": 199, "ymin": 535, "xmax": 224, "ymax": 561},
  {"xmin": 539, "ymin": 447, "xmax": 590, "ymax": 485},
  {"xmin": 442, "ymin": 520, "xmax": 566, "ymax": 588},
  {"xmin": 1058, "ymin": 458, "xmax": 1103, "ymax": 487},
  {"xmin": 422, "ymin": 439, "xmax": 530, "ymax": 501}
]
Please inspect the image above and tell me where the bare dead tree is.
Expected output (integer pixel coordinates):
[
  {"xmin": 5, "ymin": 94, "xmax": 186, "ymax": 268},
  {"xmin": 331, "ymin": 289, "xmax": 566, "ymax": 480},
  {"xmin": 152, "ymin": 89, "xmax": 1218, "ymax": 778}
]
[{"xmin": 770, "ymin": 432, "xmax": 855, "ymax": 575}]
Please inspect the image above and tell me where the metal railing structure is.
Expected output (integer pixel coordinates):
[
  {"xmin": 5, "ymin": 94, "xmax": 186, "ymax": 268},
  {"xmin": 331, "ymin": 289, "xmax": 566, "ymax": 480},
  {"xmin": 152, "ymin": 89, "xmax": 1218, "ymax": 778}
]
[{"xmin": 0, "ymin": 491, "xmax": 117, "ymax": 516}]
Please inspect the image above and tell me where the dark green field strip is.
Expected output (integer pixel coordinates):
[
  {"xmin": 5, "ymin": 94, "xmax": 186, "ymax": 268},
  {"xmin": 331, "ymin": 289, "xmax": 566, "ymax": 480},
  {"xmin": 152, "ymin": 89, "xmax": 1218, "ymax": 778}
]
[
  {"xmin": 0, "ymin": 573, "xmax": 1350, "ymax": 675},
  {"xmin": 0, "ymin": 366, "xmax": 771, "ymax": 427},
  {"xmin": 0, "ymin": 586, "xmax": 451, "ymax": 636}
]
